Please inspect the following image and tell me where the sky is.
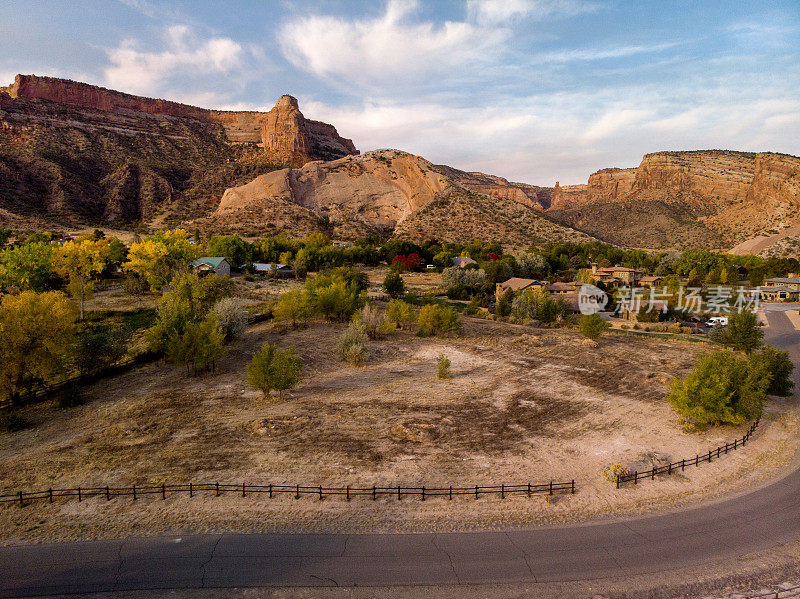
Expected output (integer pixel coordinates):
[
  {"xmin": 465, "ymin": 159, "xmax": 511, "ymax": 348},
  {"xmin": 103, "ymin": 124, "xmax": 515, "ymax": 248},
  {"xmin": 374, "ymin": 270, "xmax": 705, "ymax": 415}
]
[{"xmin": 1, "ymin": 0, "xmax": 799, "ymax": 185}]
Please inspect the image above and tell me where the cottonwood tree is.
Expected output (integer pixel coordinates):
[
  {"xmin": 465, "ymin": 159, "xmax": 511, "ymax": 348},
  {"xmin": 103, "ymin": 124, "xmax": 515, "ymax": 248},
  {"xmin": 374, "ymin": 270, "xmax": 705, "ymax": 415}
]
[
  {"xmin": 385, "ymin": 299, "xmax": 416, "ymax": 330},
  {"xmin": 0, "ymin": 242, "xmax": 54, "ymax": 292},
  {"xmin": 273, "ymin": 289, "xmax": 312, "ymax": 327},
  {"xmin": 247, "ymin": 342, "xmax": 302, "ymax": 398},
  {"xmin": 0, "ymin": 291, "xmax": 77, "ymax": 404},
  {"xmin": 712, "ymin": 310, "xmax": 763, "ymax": 354},
  {"xmin": 54, "ymin": 238, "xmax": 110, "ymax": 320},
  {"xmin": 124, "ymin": 229, "xmax": 197, "ymax": 291}
]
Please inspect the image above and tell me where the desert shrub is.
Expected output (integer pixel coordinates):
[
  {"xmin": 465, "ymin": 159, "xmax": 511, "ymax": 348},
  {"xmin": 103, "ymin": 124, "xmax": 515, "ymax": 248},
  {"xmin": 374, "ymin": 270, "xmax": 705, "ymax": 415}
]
[
  {"xmin": 385, "ymin": 299, "xmax": 416, "ymax": 330},
  {"xmin": 464, "ymin": 295, "xmax": 482, "ymax": 315},
  {"xmin": 620, "ymin": 324, "xmax": 629, "ymax": 330},
  {"xmin": 436, "ymin": 354, "xmax": 451, "ymax": 379},
  {"xmin": 123, "ymin": 273, "xmax": 150, "ymax": 300},
  {"xmin": 306, "ymin": 270, "xmax": 367, "ymax": 322},
  {"xmin": 382, "ymin": 270, "xmax": 405, "ymax": 298},
  {"xmin": 667, "ymin": 323, "xmax": 682, "ymax": 334},
  {"xmin": 750, "ymin": 346, "xmax": 794, "ymax": 396},
  {"xmin": 441, "ymin": 267, "xmax": 486, "ymax": 290},
  {"xmin": 338, "ymin": 319, "xmax": 369, "ymax": 366},
  {"xmin": 72, "ymin": 326, "xmax": 130, "ymax": 375},
  {"xmin": 418, "ymin": 304, "xmax": 460, "ymax": 336},
  {"xmin": 246, "ymin": 342, "xmax": 302, "ymax": 399},
  {"xmin": 165, "ymin": 313, "xmax": 226, "ymax": 375},
  {"xmin": 211, "ymin": 298, "xmax": 248, "ymax": 341},
  {"xmin": 511, "ymin": 288, "xmax": 565, "ymax": 323},
  {"xmin": 680, "ymin": 326, "xmax": 693, "ymax": 334},
  {"xmin": 578, "ymin": 314, "xmax": 609, "ymax": 340},
  {"xmin": 633, "ymin": 323, "xmax": 641, "ymax": 330},
  {"xmin": 357, "ymin": 304, "xmax": 388, "ymax": 339},
  {"xmin": 603, "ymin": 463, "xmax": 631, "ymax": 483},
  {"xmin": 667, "ymin": 350, "xmax": 770, "ymax": 427}
]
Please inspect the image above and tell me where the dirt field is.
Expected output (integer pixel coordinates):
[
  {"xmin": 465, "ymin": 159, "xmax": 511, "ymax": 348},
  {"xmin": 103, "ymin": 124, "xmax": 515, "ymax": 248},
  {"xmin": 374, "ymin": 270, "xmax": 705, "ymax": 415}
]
[{"xmin": 0, "ymin": 316, "xmax": 797, "ymax": 544}]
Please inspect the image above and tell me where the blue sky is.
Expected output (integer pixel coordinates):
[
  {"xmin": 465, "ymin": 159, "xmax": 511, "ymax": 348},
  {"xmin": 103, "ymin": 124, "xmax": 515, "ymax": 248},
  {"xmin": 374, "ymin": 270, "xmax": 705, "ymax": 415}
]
[{"xmin": 1, "ymin": 0, "xmax": 798, "ymax": 184}]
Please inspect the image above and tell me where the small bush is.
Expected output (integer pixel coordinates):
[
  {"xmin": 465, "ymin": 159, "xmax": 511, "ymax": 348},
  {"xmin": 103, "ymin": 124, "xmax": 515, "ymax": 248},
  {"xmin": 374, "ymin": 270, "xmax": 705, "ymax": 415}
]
[
  {"xmin": 382, "ymin": 270, "xmax": 405, "ymax": 298},
  {"xmin": 418, "ymin": 304, "xmax": 460, "ymax": 336},
  {"xmin": 667, "ymin": 323, "xmax": 682, "ymax": 334},
  {"xmin": 578, "ymin": 313, "xmax": 609, "ymax": 340},
  {"xmin": 436, "ymin": 354, "xmax": 451, "ymax": 379},
  {"xmin": 603, "ymin": 463, "xmax": 631, "ymax": 482},
  {"xmin": 633, "ymin": 323, "xmax": 641, "ymax": 330},
  {"xmin": 750, "ymin": 346, "xmax": 795, "ymax": 396},
  {"xmin": 358, "ymin": 304, "xmax": 387, "ymax": 339},
  {"xmin": 338, "ymin": 320, "xmax": 369, "ymax": 366},
  {"xmin": 211, "ymin": 298, "xmax": 248, "ymax": 341},
  {"xmin": 246, "ymin": 342, "xmax": 302, "ymax": 399}
]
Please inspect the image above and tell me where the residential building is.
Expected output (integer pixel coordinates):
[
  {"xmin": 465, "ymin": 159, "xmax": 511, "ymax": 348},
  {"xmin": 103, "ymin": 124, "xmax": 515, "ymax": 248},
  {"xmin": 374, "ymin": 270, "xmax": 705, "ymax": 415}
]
[
  {"xmin": 452, "ymin": 256, "xmax": 478, "ymax": 268},
  {"xmin": 191, "ymin": 257, "xmax": 231, "ymax": 277}
]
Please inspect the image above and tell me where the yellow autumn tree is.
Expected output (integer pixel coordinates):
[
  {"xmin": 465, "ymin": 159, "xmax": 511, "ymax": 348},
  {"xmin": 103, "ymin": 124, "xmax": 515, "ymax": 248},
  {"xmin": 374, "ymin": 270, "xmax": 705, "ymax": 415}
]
[
  {"xmin": 54, "ymin": 238, "xmax": 110, "ymax": 320},
  {"xmin": 0, "ymin": 291, "xmax": 77, "ymax": 404},
  {"xmin": 123, "ymin": 229, "xmax": 197, "ymax": 292}
]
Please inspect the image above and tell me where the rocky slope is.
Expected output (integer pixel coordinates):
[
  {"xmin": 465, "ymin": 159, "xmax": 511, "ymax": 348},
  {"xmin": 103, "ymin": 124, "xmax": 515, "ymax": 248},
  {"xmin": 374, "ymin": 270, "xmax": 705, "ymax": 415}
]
[
  {"xmin": 547, "ymin": 150, "xmax": 800, "ymax": 250},
  {"xmin": 200, "ymin": 149, "xmax": 594, "ymax": 245},
  {"xmin": 0, "ymin": 74, "xmax": 358, "ymax": 230}
]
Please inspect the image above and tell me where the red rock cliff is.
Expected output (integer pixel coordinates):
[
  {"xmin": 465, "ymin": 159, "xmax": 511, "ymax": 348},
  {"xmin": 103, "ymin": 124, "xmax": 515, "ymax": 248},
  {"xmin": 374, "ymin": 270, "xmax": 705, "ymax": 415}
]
[{"xmin": 2, "ymin": 74, "xmax": 358, "ymax": 162}]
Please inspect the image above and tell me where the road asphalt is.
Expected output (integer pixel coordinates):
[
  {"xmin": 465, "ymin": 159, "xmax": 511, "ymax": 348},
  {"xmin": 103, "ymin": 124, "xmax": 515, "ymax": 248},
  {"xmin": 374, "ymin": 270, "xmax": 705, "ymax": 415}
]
[{"xmin": 2, "ymin": 309, "xmax": 799, "ymax": 597}]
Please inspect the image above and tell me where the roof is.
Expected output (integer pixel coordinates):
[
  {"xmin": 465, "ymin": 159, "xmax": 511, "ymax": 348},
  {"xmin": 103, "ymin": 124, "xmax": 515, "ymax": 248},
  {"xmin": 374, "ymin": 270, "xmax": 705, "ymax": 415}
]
[
  {"xmin": 498, "ymin": 277, "xmax": 540, "ymax": 292},
  {"xmin": 253, "ymin": 263, "xmax": 291, "ymax": 271},
  {"xmin": 595, "ymin": 266, "xmax": 640, "ymax": 273},
  {"xmin": 192, "ymin": 257, "xmax": 228, "ymax": 268},
  {"xmin": 640, "ymin": 276, "xmax": 662, "ymax": 282},
  {"xmin": 761, "ymin": 285, "xmax": 796, "ymax": 293},
  {"xmin": 452, "ymin": 256, "xmax": 477, "ymax": 266},
  {"xmin": 766, "ymin": 277, "xmax": 800, "ymax": 285},
  {"xmin": 546, "ymin": 282, "xmax": 581, "ymax": 292}
]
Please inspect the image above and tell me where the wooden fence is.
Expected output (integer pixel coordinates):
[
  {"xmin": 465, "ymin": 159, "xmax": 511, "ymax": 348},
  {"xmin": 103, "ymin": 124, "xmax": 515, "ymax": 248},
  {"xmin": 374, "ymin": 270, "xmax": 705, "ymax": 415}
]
[
  {"xmin": 0, "ymin": 480, "xmax": 575, "ymax": 507},
  {"xmin": 615, "ymin": 419, "xmax": 759, "ymax": 487}
]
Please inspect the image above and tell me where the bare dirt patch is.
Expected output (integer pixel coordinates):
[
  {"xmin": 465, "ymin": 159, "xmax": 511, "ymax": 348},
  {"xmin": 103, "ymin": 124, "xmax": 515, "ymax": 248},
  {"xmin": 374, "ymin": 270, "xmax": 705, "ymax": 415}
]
[{"xmin": 0, "ymin": 317, "xmax": 797, "ymax": 543}]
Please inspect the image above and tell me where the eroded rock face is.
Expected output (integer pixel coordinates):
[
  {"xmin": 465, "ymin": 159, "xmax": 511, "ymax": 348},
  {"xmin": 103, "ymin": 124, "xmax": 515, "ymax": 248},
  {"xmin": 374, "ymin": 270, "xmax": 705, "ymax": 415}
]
[
  {"xmin": 2, "ymin": 74, "xmax": 358, "ymax": 162},
  {"xmin": 587, "ymin": 168, "xmax": 637, "ymax": 203}
]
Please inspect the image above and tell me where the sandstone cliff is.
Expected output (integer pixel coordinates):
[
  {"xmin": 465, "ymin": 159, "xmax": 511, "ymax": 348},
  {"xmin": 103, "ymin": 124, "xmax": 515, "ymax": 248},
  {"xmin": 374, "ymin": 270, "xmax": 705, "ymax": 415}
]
[
  {"xmin": 2, "ymin": 74, "xmax": 357, "ymax": 162},
  {"xmin": 199, "ymin": 149, "xmax": 593, "ymax": 245},
  {"xmin": 547, "ymin": 150, "xmax": 800, "ymax": 250}
]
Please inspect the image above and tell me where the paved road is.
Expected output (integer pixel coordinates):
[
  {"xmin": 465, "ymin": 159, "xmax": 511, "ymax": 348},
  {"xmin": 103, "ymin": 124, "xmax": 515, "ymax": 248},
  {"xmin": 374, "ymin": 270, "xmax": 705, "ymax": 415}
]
[{"xmin": 2, "ymin": 311, "xmax": 800, "ymax": 597}]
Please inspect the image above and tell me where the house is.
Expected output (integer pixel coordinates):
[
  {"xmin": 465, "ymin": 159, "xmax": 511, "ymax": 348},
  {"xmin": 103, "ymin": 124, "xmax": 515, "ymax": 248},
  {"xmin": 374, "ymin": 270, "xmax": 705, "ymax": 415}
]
[
  {"xmin": 764, "ymin": 276, "xmax": 800, "ymax": 292},
  {"xmin": 759, "ymin": 285, "xmax": 799, "ymax": 302},
  {"xmin": 452, "ymin": 256, "xmax": 478, "ymax": 268},
  {"xmin": 620, "ymin": 300, "xmax": 669, "ymax": 321},
  {"xmin": 545, "ymin": 281, "xmax": 582, "ymax": 295},
  {"xmin": 253, "ymin": 263, "xmax": 293, "ymax": 277},
  {"xmin": 191, "ymin": 257, "xmax": 231, "ymax": 277},
  {"xmin": 495, "ymin": 277, "xmax": 543, "ymax": 301},
  {"xmin": 590, "ymin": 263, "xmax": 642, "ymax": 285},
  {"xmin": 639, "ymin": 275, "xmax": 663, "ymax": 287}
]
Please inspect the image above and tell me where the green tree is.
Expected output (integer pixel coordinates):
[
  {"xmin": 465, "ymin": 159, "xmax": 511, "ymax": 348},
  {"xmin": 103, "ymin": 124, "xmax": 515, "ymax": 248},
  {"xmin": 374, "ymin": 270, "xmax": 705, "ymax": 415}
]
[
  {"xmin": 436, "ymin": 354, "xmax": 451, "ymax": 379},
  {"xmin": 383, "ymin": 270, "xmax": 405, "ymax": 298},
  {"xmin": 211, "ymin": 298, "xmax": 249, "ymax": 341},
  {"xmin": 715, "ymin": 311, "xmax": 763, "ymax": 354},
  {"xmin": 496, "ymin": 288, "xmax": 514, "ymax": 317},
  {"xmin": 418, "ymin": 304, "xmax": 460, "ymax": 336},
  {"xmin": 123, "ymin": 229, "xmax": 197, "ymax": 291},
  {"xmin": 54, "ymin": 238, "xmax": 110, "ymax": 320},
  {"xmin": 72, "ymin": 326, "xmax": 130, "ymax": 376},
  {"xmin": 385, "ymin": 299, "xmax": 416, "ymax": 330},
  {"xmin": 750, "ymin": 346, "xmax": 794, "ymax": 396},
  {"xmin": 166, "ymin": 313, "xmax": 226, "ymax": 375},
  {"xmin": 247, "ymin": 342, "xmax": 302, "ymax": 398},
  {"xmin": 0, "ymin": 291, "xmax": 77, "ymax": 404},
  {"xmin": 273, "ymin": 289, "xmax": 313, "ymax": 328},
  {"xmin": 667, "ymin": 350, "xmax": 769, "ymax": 427},
  {"xmin": 579, "ymin": 313, "xmax": 609, "ymax": 340},
  {"xmin": 207, "ymin": 235, "xmax": 253, "ymax": 268},
  {"xmin": 0, "ymin": 242, "xmax": 55, "ymax": 292}
]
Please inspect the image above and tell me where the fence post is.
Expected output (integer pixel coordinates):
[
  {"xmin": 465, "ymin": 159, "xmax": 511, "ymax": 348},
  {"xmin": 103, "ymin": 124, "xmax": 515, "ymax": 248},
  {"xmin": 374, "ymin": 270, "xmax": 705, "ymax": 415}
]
[
  {"xmin": 571, "ymin": 480, "xmax": 575, "ymax": 494},
  {"xmin": 242, "ymin": 482, "xmax": 246, "ymax": 498},
  {"xmin": 549, "ymin": 481, "xmax": 553, "ymax": 496},
  {"xmin": 319, "ymin": 486, "xmax": 323, "ymax": 501},
  {"xmin": 634, "ymin": 471, "xmax": 638, "ymax": 485},
  {"xmin": 475, "ymin": 485, "xmax": 478, "ymax": 500},
  {"xmin": 163, "ymin": 483, "xmax": 166, "ymax": 500},
  {"xmin": 295, "ymin": 484, "xmax": 300, "ymax": 500},
  {"xmin": 269, "ymin": 484, "xmax": 272, "ymax": 499},
  {"xmin": 681, "ymin": 459, "xmax": 685, "ymax": 471},
  {"xmin": 78, "ymin": 486, "xmax": 82, "ymax": 502},
  {"xmin": 189, "ymin": 482, "xmax": 193, "ymax": 498},
  {"xmin": 132, "ymin": 485, "xmax": 136, "ymax": 501},
  {"xmin": 501, "ymin": 484, "xmax": 505, "ymax": 499},
  {"xmin": 449, "ymin": 485, "xmax": 452, "ymax": 500},
  {"xmin": 18, "ymin": 490, "xmax": 23, "ymax": 508},
  {"xmin": 372, "ymin": 485, "xmax": 376, "ymax": 501},
  {"xmin": 708, "ymin": 449, "xmax": 712, "ymax": 462},
  {"xmin": 49, "ymin": 488, "xmax": 53, "ymax": 504},
  {"xmin": 346, "ymin": 485, "xmax": 350, "ymax": 501},
  {"xmin": 421, "ymin": 486, "xmax": 426, "ymax": 501},
  {"xmin": 106, "ymin": 486, "xmax": 110, "ymax": 501},
  {"xmin": 215, "ymin": 482, "xmax": 219, "ymax": 497},
  {"xmin": 668, "ymin": 463, "xmax": 672, "ymax": 475},
  {"xmin": 527, "ymin": 483, "xmax": 532, "ymax": 497},
  {"xmin": 616, "ymin": 474, "xmax": 620, "ymax": 489}
]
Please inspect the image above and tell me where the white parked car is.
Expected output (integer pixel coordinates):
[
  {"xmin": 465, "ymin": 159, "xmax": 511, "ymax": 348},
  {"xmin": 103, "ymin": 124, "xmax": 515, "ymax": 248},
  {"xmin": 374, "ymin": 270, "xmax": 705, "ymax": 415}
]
[
  {"xmin": 705, "ymin": 316, "xmax": 728, "ymax": 327},
  {"xmin": 426, "ymin": 264, "xmax": 435, "ymax": 270}
]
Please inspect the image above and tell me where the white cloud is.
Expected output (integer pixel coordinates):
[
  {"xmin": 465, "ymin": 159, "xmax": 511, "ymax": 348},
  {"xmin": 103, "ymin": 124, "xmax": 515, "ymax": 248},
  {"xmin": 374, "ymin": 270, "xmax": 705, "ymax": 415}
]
[
  {"xmin": 467, "ymin": 0, "xmax": 598, "ymax": 24},
  {"xmin": 529, "ymin": 42, "xmax": 680, "ymax": 65},
  {"xmin": 104, "ymin": 25, "xmax": 245, "ymax": 95},
  {"xmin": 277, "ymin": 0, "xmax": 510, "ymax": 89}
]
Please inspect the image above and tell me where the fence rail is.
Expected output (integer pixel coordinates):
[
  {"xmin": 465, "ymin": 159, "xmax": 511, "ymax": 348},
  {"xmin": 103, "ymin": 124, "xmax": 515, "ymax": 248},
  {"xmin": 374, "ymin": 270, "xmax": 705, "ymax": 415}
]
[
  {"xmin": 0, "ymin": 480, "xmax": 575, "ymax": 507},
  {"xmin": 616, "ymin": 419, "xmax": 759, "ymax": 487}
]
